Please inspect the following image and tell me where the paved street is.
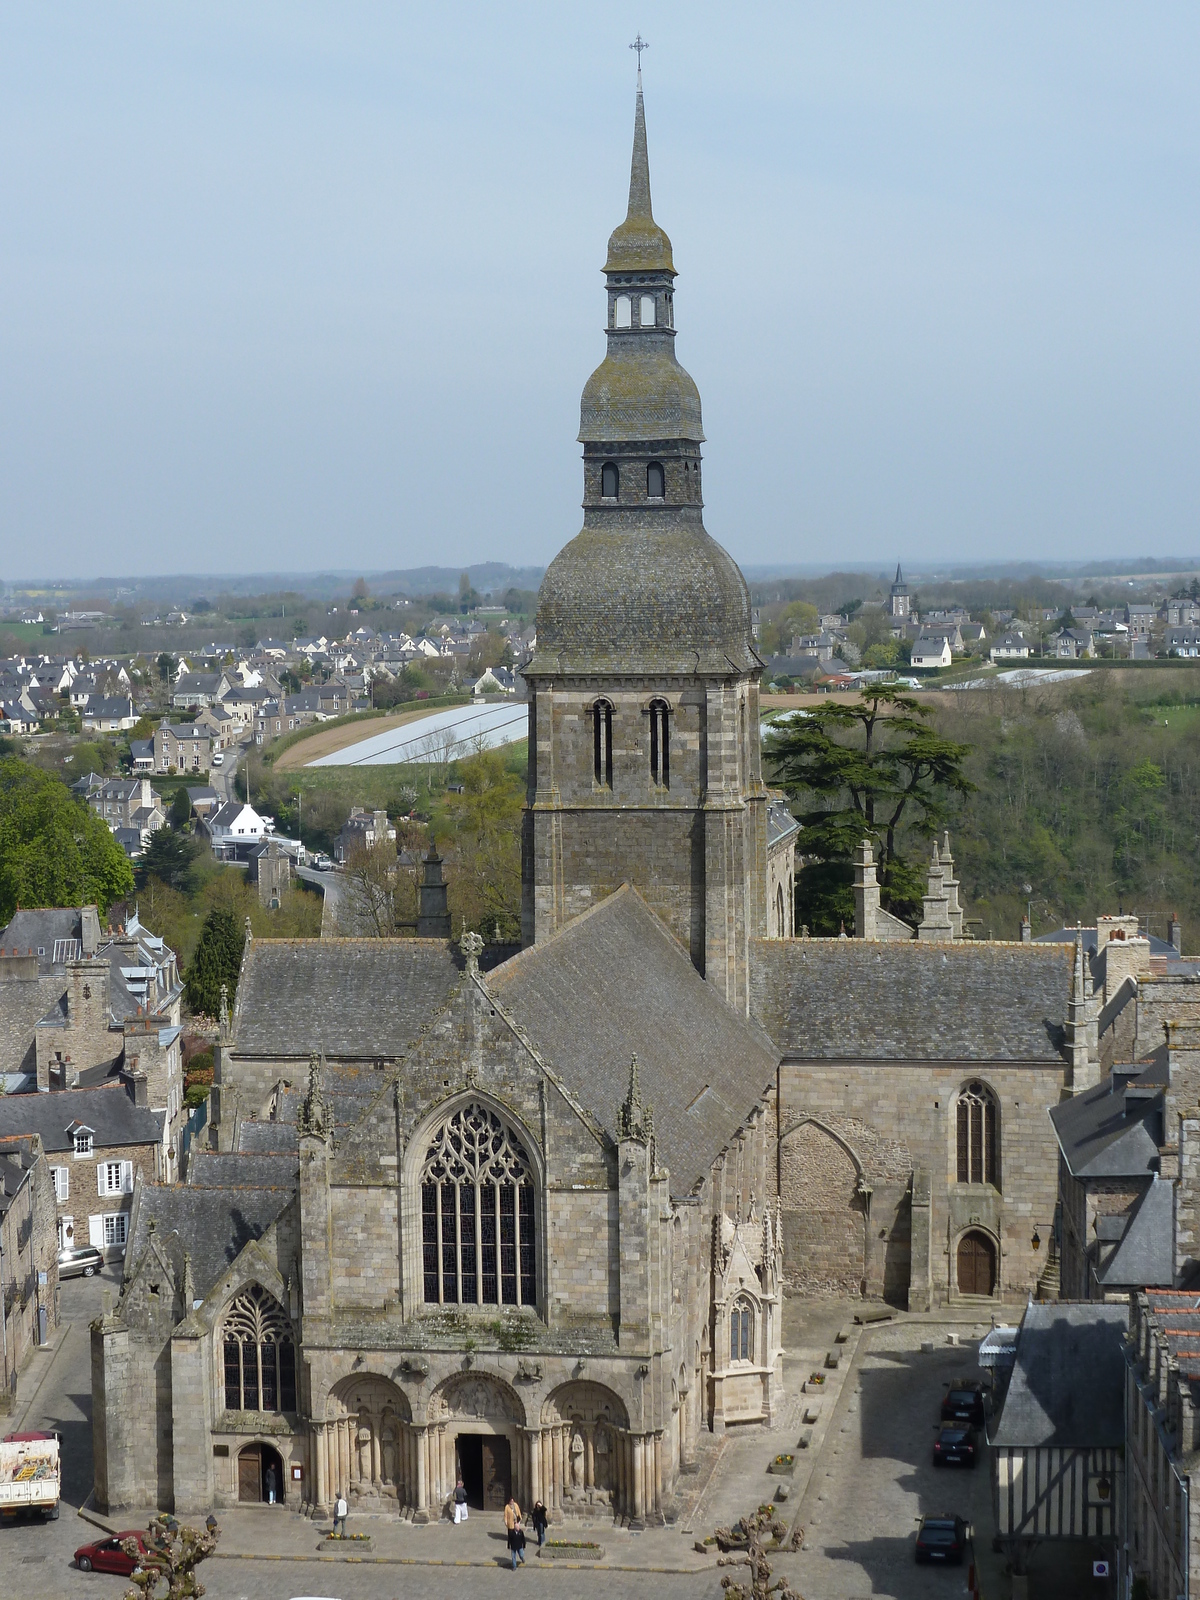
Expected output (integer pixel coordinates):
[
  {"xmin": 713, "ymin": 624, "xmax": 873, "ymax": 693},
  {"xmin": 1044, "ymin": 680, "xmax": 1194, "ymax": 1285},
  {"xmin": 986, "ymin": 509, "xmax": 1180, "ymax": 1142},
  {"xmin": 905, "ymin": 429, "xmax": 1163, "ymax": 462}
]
[{"xmin": 778, "ymin": 1320, "xmax": 996, "ymax": 1600}]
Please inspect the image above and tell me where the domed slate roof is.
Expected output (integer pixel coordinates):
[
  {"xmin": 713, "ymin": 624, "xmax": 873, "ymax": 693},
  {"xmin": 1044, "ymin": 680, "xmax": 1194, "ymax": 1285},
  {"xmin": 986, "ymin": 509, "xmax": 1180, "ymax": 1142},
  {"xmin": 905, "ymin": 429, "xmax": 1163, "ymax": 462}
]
[
  {"xmin": 579, "ymin": 346, "xmax": 704, "ymax": 444},
  {"xmin": 533, "ymin": 522, "xmax": 757, "ymax": 676}
]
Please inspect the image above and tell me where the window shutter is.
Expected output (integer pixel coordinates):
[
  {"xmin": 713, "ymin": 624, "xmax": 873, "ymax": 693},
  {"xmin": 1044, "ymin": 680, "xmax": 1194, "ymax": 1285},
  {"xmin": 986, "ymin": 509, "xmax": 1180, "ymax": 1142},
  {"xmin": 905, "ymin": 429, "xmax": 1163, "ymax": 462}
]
[
  {"xmin": 88, "ymin": 1215, "xmax": 104, "ymax": 1248},
  {"xmin": 122, "ymin": 1162, "xmax": 133, "ymax": 1194},
  {"xmin": 57, "ymin": 1167, "xmax": 69, "ymax": 1202},
  {"xmin": 97, "ymin": 1165, "xmax": 106, "ymax": 1197}
]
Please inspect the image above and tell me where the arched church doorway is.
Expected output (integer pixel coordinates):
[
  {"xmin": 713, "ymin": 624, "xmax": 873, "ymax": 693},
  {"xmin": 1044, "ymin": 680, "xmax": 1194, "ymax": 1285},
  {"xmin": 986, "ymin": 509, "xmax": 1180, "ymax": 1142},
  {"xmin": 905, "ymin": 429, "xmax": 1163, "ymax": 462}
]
[
  {"xmin": 455, "ymin": 1434, "xmax": 511, "ymax": 1510},
  {"xmin": 237, "ymin": 1442, "xmax": 284, "ymax": 1503},
  {"xmin": 956, "ymin": 1230, "xmax": 997, "ymax": 1296}
]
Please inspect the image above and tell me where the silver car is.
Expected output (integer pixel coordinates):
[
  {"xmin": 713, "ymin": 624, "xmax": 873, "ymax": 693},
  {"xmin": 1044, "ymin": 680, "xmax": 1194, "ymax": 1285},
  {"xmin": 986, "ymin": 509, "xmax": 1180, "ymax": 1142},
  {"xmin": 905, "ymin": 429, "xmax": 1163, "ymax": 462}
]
[{"xmin": 57, "ymin": 1246, "xmax": 104, "ymax": 1279}]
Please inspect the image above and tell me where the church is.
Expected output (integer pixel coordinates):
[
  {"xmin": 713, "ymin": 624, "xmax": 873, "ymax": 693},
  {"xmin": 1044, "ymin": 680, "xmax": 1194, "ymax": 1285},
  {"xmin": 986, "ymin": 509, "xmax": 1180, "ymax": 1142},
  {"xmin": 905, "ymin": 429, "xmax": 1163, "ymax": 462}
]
[{"xmin": 92, "ymin": 76, "xmax": 1087, "ymax": 1523}]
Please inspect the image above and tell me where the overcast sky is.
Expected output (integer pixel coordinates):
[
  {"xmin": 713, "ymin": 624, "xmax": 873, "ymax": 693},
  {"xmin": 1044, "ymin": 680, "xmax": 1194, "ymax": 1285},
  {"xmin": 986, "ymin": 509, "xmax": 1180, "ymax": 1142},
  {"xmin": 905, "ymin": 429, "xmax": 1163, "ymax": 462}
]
[{"xmin": 3, "ymin": 3, "xmax": 1199, "ymax": 581}]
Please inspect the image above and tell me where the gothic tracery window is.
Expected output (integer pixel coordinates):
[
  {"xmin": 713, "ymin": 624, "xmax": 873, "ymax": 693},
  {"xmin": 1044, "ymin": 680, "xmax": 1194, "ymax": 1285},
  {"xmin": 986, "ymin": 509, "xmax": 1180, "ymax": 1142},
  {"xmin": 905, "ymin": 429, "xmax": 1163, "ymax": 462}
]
[
  {"xmin": 421, "ymin": 1103, "xmax": 536, "ymax": 1308},
  {"xmin": 222, "ymin": 1285, "xmax": 296, "ymax": 1414},
  {"xmin": 730, "ymin": 1298, "xmax": 754, "ymax": 1363},
  {"xmin": 956, "ymin": 1081, "xmax": 999, "ymax": 1187}
]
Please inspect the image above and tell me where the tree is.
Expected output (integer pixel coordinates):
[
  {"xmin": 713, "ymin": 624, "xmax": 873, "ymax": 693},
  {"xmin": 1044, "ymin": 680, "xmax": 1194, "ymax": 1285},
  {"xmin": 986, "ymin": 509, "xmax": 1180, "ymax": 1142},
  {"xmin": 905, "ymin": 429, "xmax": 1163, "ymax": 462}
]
[
  {"xmin": 351, "ymin": 576, "xmax": 369, "ymax": 600},
  {"xmin": 121, "ymin": 1511, "xmax": 219, "ymax": 1600},
  {"xmin": 185, "ymin": 908, "xmax": 243, "ymax": 1018},
  {"xmin": 767, "ymin": 687, "xmax": 973, "ymax": 931},
  {"xmin": 339, "ymin": 839, "xmax": 417, "ymax": 936},
  {"xmin": 169, "ymin": 787, "xmax": 193, "ymax": 829},
  {"xmin": 137, "ymin": 827, "xmax": 203, "ymax": 893},
  {"xmin": 439, "ymin": 749, "xmax": 523, "ymax": 939},
  {"xmin": 0, "ymin": 758, "xmax": 134, "ymax": 923},
  {"xmin": 156, "ymin": 652, "xmax": 177, "ymax": 685}
]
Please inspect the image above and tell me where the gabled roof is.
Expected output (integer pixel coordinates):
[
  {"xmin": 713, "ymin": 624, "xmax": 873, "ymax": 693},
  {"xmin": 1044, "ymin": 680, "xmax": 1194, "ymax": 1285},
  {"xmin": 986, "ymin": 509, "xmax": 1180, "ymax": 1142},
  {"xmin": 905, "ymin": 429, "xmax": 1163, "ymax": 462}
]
[
  {"xmin": 1049, "ymin": 1062, "xmax": 1163, "ymax": 1178},
  {"xmin": 1097, "ymin": 1176, "xmax": 1174, "ymax": 1287},
  {"xmin": 991, "ymin": 1302, "xmax": 1128, "ymax": 1449},
  {"xmin": 486, "ymin": 886, "xmax": 779, "ymax": 1197},
  {"xmin": 0, "ymin": 1084, "xmax": 162, "ymax": 1152},
  {"xmin": 233, "ymin": 938, "xmax": 468, "ymax": 1058},
  {"xmin": 750, "ymin": 938, "xmax": 1072, "ymax": 1061},
  {"xmin": 127, "ymin": 1182, "xmax": 292, "ymax": 1301}
]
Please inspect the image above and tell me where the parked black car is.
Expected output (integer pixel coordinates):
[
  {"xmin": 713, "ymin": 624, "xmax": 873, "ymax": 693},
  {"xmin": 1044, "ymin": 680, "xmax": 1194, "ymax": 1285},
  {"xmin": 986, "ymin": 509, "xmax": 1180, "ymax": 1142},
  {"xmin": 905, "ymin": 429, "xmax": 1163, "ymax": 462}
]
[
  {"xmin": 915, "ymin": 1514, "xmax": 968, "ymax": 1564},
  {"xmin": 933, "ymin": 1423, "xmax": 979, "ymax": 1467},
  {"xmin": 940, "ymin": 1382, "xmax": 986, "ymax": 1424}
]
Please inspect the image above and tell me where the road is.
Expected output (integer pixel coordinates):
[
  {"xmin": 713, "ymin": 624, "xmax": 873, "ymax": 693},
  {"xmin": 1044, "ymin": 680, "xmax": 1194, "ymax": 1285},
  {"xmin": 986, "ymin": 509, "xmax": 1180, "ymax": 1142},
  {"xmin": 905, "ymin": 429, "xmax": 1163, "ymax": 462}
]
[{"xmin": 781, "ymin": 1323, "xmax": 995, "ymax": 1600}]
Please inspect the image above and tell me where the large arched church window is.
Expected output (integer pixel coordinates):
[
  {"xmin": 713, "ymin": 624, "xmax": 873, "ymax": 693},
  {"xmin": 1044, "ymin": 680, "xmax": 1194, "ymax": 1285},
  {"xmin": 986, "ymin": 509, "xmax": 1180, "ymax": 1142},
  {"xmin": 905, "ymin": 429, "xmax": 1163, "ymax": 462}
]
[
  {"xmin": 956, "ymin": 1081, "xmax": 999, "ymax": 1187},
  {"xmin": 421, "ymin": 1103, "xmax": 536, "ymax": 1308},
  {"xmin": 601, "ymin": 462, "xmax": 619, "ymax": 499},
  {"xmin": 593, "ymin": 699, "xmax": 613, "ymax": 789},
  {"xmin": 222, "ymin": 1284, "xmax": 296, "ymax": 1414},
  {"xmin": 649, "ymin": 698, "xmax": 669, "ymax": 788}
]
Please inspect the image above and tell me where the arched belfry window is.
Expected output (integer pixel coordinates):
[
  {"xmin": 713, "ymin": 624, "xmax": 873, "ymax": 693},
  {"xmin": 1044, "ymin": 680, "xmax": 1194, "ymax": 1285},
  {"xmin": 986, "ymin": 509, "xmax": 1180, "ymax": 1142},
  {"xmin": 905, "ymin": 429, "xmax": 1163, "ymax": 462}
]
[
  {"xmin": 593, "ymin": 699, "xmax": 613, "ymax": 788},
  {"xmin": 956, "ymin": 1081, "xmax": 999, "ymax": 1187},
  {"xmin": 646, "ymin": 461, "xmax": 665, "ymax": 499},
  {"xmin": 601, "ymin": 462, "xmax": 619, "ymax": 499},
  {"xmin": 614, "ymin": 294, "xmax": 632, "ymax": 329},
  {"xmin": 730, "ymin": 1297, "xmax": 754, "ymax": 1363},
  {"xmin": 640, "ymin": 294, "xmax": 656, "ymax": 327},
  {"xmin": 421, "ymin": 1103, "xmax": 536, "ymax": 1307},
  {"xmin": 222, "ymin": 1285, "xmax": 296, "ymax": 1414},
  {"xmin": 649, "ymin": 698, "xmax": 669, "ymax": 788},
  {"xmin": 776, "ymin": 883, "xmax": 785, "ymax": 937}
]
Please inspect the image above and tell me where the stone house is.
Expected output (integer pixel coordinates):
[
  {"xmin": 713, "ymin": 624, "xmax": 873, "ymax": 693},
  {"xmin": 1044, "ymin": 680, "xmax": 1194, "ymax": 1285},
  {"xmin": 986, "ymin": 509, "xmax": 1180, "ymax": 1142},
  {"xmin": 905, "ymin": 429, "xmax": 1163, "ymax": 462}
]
[
  {"xmin": 0, "ymin": 1082, "xmax": 166, "ymax": 1260},
  {"xmin": 154, "ymin": 722, "xmax": 213, "ymax": 775},
  {"xmin": 0, "ymin": 1133, "xmax": 60, "ymax": 1400},
  {"xmin": 333, "ymin": 807, "xmax": 395, "ymax": 865}
]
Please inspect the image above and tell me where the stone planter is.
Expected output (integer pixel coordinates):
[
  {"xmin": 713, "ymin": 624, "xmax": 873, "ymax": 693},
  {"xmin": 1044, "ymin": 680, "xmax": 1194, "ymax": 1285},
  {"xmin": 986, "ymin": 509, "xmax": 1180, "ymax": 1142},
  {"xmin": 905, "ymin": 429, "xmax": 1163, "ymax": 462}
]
[
  {"xmin": 538, "ymin": 1542, "xmax": 604, "ymax": 1561},
  {"xmin": 767, "ymin": 1455, "xmax": 796, "ymax": 1477},
  {"xmin": 321, "ymin": 1535, "xmax": 373, "ymax": 1553}
]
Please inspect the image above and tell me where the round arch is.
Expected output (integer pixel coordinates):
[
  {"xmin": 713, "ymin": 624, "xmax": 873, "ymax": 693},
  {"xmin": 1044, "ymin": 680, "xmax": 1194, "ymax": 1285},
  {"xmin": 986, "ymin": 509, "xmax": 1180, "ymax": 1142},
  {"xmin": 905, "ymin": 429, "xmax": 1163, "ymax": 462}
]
[
  {"xmin": 429, "ymin": 1370, "xmax": 527, "ymax": 1430},
  {"xmin": 541, "ymin": 1379, "xmax": 629, "ymax": 1431},
  {"xmin": 320, "ymin": 1372, "xmax": 412, "ymax": 1511}
]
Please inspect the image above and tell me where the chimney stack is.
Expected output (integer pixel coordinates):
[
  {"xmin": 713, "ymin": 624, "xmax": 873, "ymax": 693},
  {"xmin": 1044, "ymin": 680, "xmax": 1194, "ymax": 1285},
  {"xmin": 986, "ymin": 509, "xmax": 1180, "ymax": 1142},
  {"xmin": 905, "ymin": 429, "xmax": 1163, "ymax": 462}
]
[{"xmin": 852, "ymin": 838, "xmax": 879, "ymax": 941}]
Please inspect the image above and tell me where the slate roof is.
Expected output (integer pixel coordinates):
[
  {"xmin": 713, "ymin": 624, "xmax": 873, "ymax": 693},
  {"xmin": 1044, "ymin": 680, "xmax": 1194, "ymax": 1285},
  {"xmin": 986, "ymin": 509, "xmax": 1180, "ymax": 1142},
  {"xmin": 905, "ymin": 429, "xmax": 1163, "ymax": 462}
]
[
  {"xmin": 234, "ymin": 938, "xmax": 466, "ymax": 1058},
  {"xmin": 0, "ymin": 1083, "xmax": 163, "ymax": 1152},
  {"xmin": 486, "ymin": 886, "xmax": 780, "ymax": 1198},
  {"xmin": 1049, "ymin": 1062, "xmax": 1163, "ymax": 1178},
  {"xmin": 128, "ymin": 1183, "xmax": 293, "ymax": 1301},
  {"xmin": 749, "ymin": 939, "xmax": 1072, "ymax": 1061},
  {"xmin": 1096, "ymin": 1177, "xmax": 1174, "ymax": 1288},
  {"xmin": 237, "ymin": 1121, "xmax": 300, "ymax": 1153},
  {"xmin": 991, "ymin": 1302, "xmax": 1128, "ymax": 1449},
  {"xmin": 187, "ymin": 1151, "xmax": 298, "ymax": 1188},
  {"xmin": 0, "ymin": 908, "xmax": 97, "ymax": 974},
  {"xmin": 766, "ymin": 799, "xmax": 799, "ymax": 850}
]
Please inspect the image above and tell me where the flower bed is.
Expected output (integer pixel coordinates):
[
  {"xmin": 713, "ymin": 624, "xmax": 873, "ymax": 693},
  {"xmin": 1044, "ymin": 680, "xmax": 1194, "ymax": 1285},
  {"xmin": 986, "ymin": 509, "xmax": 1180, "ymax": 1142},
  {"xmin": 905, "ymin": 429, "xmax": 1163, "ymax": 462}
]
[
  {"xmin": 322, "ymin": 1533, "xmax": 373, "ymax": 1551},
  {"xmin": 767, "ymin": 1453, "xmax": 796, "ymax": 1477},
  {"xmin": 539, "ymin": 1540, "xmax": 603, "ymax": 1561},
  {"xmin": 807, "ymin": 1371, "xmax": 826, "ymax": 1385}
]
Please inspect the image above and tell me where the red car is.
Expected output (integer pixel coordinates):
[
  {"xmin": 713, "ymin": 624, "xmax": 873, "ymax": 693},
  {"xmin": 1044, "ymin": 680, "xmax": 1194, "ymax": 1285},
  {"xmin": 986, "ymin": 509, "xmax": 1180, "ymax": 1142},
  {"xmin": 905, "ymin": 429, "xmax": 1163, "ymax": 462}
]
[{"xmin": 74, "ymin": 1531, "xmax": 149, "ymax": 1574}]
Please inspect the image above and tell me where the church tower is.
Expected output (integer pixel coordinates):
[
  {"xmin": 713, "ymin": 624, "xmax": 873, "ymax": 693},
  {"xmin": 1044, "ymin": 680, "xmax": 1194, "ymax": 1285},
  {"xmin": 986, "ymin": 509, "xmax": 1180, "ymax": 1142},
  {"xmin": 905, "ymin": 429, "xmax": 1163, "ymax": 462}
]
[{"xmin": 522, "ymin": 72, "xmax": 768, "ymax": 1012}]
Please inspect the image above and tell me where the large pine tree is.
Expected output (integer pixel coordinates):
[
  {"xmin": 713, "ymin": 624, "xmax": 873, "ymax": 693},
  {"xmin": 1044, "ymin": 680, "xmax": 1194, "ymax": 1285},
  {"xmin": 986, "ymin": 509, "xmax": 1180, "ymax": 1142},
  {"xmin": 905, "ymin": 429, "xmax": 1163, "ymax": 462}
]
[{"xmin": 185, "ymin": 908, "xmax": 243, "ymax": 1019}]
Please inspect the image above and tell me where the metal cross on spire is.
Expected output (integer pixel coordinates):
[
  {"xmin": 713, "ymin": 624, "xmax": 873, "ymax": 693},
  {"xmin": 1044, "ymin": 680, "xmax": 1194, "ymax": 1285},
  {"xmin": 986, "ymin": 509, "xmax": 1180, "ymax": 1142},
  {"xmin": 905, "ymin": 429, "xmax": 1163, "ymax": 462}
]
[{"xmin": 629, "ymin": 33, "xmax": 648, "ymax": 71}]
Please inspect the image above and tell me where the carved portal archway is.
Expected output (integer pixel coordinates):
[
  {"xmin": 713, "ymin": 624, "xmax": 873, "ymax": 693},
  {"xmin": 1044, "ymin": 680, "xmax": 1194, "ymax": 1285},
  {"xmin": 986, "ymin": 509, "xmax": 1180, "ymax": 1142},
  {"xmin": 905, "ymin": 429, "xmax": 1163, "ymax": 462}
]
[
  {"xmin": 320, "ymin": 1374, "xmax": 411, "ymax": 1509},
  {"xmin": 429, "ymin": 1371, "xmax": 526, "ymax": 1429},
  {"xmin": 541, "ymin": 1381, "xmax": 630, "ymax": 1513}
]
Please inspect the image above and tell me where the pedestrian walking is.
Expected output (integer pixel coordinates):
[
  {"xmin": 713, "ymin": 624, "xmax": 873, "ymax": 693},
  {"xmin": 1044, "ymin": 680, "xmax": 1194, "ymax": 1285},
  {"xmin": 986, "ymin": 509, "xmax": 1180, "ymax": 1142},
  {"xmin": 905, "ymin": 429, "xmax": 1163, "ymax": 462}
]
[
  {"xmin": 531, "ymin": 1500, "xmax": 548, "ymax": 1547},
  {"xmin": 504, "ymin": 1494, "xmax": 526, "ymax": 1570},
  {"xmin": 454, "ymin": 1477, "xmax": 469, "ymax": 1524},
  {"xmin": 265, "ymin": 1465, "xmax": 277, "ymax": 1505},
  {"xmin": 333, "ymin": 1493, "xmax": 348, "ymax": 1536}
]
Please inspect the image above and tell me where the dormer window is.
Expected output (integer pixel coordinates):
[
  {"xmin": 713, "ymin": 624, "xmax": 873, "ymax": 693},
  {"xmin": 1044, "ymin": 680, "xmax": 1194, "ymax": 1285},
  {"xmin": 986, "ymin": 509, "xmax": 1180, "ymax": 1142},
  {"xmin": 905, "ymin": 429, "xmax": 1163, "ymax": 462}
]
[
  {"xmin": 614, "ymin": 294, "xmax": 632, "ymax": 329},
  {"xmin": 73, "ymin": 1130, "xmax": 93, "ymax": 1157},
  {"xmin": 646, "ymin": 462, "xmax": 665, "ymax": 499},
  {"xmin": 639, "ymin": 294, "xmax": 656, "ymax": 327},
  {"xmin": 601, "ymin": 462, "xmax": 619, "ymax": 500}
]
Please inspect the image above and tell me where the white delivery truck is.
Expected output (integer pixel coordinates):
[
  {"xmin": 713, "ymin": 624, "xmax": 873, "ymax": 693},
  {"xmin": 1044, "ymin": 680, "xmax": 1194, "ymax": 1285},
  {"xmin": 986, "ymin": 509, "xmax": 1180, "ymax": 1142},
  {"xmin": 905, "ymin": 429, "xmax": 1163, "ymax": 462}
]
[{"xmin": 0, "ymin": 1431, "xmax": 61, "ymax": 1520}]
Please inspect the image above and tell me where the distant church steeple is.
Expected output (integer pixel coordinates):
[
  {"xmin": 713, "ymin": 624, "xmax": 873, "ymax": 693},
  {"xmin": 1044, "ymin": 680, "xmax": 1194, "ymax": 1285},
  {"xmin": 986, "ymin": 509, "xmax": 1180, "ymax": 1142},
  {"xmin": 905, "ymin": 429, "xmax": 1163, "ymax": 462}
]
[
  {"xmin": 523, "ymin": 71, "xmax": 782, "ymax": 1011},
  {"xmin": 889, "ymin": 564, "xmax": 911, "ymax": 620}
]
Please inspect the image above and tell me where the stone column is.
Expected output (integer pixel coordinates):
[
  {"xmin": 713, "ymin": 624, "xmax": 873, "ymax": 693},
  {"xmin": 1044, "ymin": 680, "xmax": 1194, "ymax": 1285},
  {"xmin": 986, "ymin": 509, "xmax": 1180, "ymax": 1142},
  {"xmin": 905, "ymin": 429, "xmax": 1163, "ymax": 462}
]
[
  {"xmin": 371, "ymin": 1422, "xmax": 381, "ymax": 1487},
  {"xmin": 339, "ymin": 1418, "xmax": 351, "ymax": 1496},
  {"xmin": 653, "ymin": 1432, "xmax": 663, "ymax": 1513},
  {"xmin": 528, "ymin": 1428, "xmax": 542, "ymax": 1507},
  {"xmin": 314, "ymin": 1422, "xmax": 327, "ymax": 1512},
  {"xmin": 414, "ymin": 1426, "xmax": 428, "ymax": 1521},
  {"xmin": 552, "ymin": 1426, "xmax": 563, "ymax": 1506},
  {"xmin": 585, "ymin": 1425, "xmax": 595, "ymax": 1493},
  {"xmin": 632, "ymin": 1434, "xmax": 645, "ymax": 1522},
  {"xmin": 541, "ymin": 1431, "xmax": 553, "ymax": 1508}
]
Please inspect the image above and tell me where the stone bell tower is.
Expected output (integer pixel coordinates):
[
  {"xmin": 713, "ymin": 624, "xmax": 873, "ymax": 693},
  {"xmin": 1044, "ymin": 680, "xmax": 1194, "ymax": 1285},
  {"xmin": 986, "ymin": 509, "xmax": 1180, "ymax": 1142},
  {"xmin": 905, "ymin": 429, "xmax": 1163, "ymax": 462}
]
[{"xmin": 521, "ymin": 70, "xmax": 768, "ymax": 1013}]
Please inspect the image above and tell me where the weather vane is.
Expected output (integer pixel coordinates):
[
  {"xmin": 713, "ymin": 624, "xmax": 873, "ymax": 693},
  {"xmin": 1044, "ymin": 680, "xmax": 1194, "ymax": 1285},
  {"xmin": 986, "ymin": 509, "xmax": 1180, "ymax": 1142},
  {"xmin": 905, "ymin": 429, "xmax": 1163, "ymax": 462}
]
[{"xmin": 629, "ymin": 33, "xmax": 648, "ymax": 70}]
